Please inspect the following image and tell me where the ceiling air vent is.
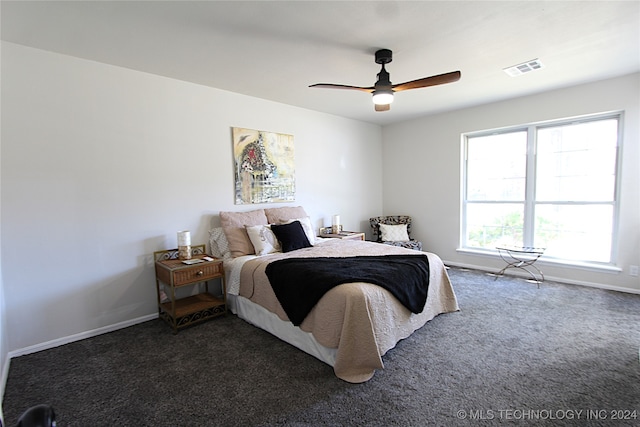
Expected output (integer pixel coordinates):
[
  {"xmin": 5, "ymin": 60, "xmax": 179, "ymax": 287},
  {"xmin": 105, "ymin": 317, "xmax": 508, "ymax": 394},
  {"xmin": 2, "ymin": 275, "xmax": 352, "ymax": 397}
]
[{"xmin": 503, "ymin": 59, "xmax": 544, "ymax": 77}]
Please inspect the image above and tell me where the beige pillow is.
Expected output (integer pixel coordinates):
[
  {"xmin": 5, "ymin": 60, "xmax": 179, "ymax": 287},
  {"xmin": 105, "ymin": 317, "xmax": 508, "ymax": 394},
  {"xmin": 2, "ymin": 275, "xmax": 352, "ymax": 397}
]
[
  {"xmin": 264, "ymin": 206, "xmax": 308, "ymax": 224},
  {"xmin": 379, "ymin": 223, "xmax": 410, "ymax": 242},
  {"xmin": 246, "ymin": 224, "xmax": 281, "ymax": 256},
  {"xmin": 220, "ymin": 209, "xmax": 268, "ymax": 257}
]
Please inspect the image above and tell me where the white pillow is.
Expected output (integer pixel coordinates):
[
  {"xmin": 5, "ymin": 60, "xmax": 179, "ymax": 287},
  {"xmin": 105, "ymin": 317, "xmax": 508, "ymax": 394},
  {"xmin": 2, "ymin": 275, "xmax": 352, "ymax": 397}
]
[
  {"xmin": 379, "ymin": 223, "xmax": 410, "ymax": 242},
  {"xmin": 281, "ymin": 217, "xmax": 316, "ymax": 245},
  {"xmin": 209, "ymin": 227, "xmax": 231, "ymax": 259},
  {"xmin": 246, "ymin": 224, "xmax": 281, "ymax": 256}
]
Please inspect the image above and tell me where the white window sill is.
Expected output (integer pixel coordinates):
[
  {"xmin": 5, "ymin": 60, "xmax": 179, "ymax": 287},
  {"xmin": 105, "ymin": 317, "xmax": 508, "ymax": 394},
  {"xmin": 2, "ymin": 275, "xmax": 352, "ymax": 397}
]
[{"xmin": 456, "ymin": 247, "xmax": 622, "ymax": 274}]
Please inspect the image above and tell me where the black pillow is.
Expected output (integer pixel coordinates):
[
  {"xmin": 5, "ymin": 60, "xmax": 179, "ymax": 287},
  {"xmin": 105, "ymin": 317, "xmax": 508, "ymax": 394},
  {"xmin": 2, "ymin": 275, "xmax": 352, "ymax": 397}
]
[{"xmin": 271, "ymin": 221, "xmax": 312, "ymax": 253}]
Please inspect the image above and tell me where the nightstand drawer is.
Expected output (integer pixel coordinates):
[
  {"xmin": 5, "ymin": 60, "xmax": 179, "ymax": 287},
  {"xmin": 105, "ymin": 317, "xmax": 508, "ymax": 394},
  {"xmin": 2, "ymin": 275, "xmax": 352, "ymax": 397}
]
[{"xmin": 173, "ymin": 262, "xmax": 223, "ymax": 286}]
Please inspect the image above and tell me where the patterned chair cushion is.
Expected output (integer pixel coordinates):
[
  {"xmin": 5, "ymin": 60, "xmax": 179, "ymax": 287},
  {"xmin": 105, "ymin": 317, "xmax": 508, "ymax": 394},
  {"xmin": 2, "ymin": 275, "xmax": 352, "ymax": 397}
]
[{"xmin": 383, "ymin": 240, "xmax": 423, "ymax": 251}]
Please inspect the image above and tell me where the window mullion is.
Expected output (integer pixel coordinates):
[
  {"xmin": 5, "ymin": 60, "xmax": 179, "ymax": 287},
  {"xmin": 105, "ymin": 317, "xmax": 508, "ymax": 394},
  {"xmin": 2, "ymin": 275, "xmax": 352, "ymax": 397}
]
[{"xmin": 523, "ymin": 126, "xmax": 536, "ymax": 247}]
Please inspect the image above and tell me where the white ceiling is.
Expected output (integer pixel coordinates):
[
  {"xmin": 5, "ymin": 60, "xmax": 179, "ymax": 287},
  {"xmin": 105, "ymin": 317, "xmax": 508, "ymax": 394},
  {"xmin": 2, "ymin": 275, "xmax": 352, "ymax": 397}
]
[{"xmin": 2, "ymin": 1, "xmax": 639, "ymax": 125}]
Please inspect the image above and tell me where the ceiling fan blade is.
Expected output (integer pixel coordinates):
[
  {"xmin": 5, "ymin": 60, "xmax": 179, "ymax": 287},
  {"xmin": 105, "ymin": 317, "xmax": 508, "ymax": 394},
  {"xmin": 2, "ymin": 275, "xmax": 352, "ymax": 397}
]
[
  {"xmin": 392, "ymin": 71, "xmax": 461, "ymax": 92},
  {"xmin": 309, "ymin": 83, "xmax": 374, "ymax": 93},
  {"xmin": 375, "ymin": 103, "xmax": 391, "ymax": 112}
]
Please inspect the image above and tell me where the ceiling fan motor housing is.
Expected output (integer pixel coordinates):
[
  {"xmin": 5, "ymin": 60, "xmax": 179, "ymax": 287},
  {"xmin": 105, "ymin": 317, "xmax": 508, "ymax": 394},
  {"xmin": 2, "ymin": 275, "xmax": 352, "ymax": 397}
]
[{"xmin": 375, "ymin": 49, "xmax": 393, "ymax": 65}]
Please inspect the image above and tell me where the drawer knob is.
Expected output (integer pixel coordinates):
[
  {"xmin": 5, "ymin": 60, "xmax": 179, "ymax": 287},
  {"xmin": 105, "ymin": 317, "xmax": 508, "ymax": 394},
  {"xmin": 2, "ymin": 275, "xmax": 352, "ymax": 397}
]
[{"xmin": 196, "ymin": 270, "xmax": 204, "ymax": 276}]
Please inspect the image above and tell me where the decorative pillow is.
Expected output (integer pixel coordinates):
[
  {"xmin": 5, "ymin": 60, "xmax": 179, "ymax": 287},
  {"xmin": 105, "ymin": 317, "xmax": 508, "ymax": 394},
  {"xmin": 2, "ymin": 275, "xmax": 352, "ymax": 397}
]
[
  {"xmin": 379, "ymin": 223, "xmax": 410, "ymax": 242},
  {"xmin": 264, "ymin": 206, "xmax": 308, "ymax": 224},
  {"xmin": 246, "ymin": 224, "xmax": 281, "ymax": 256},
  {"xmin": 220, "ymin": 209, "xmax": 269, "ymax": 257},
  {"xmin": 281, "ymin": 216, "xmax": 316, "ymax": 245},
  {"xmin": 208, "ymin": 227, "xmax": 231, "ymax": 259},
  {"xmin": 271, "ymin": 221, "xmax": 312, "ymax": 253}
]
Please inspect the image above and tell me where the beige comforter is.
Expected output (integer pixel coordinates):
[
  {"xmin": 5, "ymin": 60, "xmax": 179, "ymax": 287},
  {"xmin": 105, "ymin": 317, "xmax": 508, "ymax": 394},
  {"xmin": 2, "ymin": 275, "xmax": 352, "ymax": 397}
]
[{"xmin": 239, "ymin": 239, "xmax": 459, "ymax": 382}]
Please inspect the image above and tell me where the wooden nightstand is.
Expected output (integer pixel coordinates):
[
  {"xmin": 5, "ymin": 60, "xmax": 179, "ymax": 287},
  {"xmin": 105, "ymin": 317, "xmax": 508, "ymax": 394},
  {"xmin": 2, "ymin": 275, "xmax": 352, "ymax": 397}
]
[
  {"xmin": 154, "ymin": 245, "xmax": 226, "ymax": 333},
  {"xmin": 319, "ymin": 231, "xmax": 366, "ymax": 241}
]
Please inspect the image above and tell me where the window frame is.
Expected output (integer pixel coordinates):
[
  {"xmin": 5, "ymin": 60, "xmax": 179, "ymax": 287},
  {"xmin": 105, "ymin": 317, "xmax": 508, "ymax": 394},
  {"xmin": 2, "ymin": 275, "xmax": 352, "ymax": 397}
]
[{"xmin": 460, "ymin": 111, "xmax": 623, "ymax": 268}]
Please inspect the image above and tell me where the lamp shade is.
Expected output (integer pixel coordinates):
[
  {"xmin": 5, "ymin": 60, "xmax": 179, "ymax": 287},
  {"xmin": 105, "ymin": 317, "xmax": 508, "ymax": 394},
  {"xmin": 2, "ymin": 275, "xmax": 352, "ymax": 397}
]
[{"xmin": 177, "ymin": 231, "xmax": 191, "ymax": 247}]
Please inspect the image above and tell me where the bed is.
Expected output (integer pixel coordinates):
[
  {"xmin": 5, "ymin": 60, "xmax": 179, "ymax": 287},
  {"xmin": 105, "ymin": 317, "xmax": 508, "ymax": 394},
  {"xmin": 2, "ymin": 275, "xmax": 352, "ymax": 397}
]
[{"xmin": 210, "ymin": 207, "xmax": 459, "ymax": 383}]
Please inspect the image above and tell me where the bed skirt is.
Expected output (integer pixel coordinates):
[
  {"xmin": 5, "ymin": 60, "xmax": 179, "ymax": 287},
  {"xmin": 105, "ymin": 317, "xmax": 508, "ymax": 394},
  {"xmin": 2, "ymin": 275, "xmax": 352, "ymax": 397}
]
[{"xmin": 228, "ymin": 293, "xmax": 338, "ymax": 367}]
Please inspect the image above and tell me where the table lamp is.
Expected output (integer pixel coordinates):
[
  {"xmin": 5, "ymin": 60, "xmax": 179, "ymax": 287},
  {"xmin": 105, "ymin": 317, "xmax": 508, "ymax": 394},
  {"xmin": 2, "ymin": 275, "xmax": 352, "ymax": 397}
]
[{"xmin": 177, "ymin": 230, "xmax": 192, "ymax": 260}]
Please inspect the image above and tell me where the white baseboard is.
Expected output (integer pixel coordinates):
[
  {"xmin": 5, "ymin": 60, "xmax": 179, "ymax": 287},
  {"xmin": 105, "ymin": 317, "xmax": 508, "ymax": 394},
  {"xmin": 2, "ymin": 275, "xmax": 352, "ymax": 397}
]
[
  {"xmin": 444, "ymin": 260, "xmax": 640, "ymax": 295},
  {"xmin": 7, "ymin": 313, "xmax": 158, "ymax": 359}
]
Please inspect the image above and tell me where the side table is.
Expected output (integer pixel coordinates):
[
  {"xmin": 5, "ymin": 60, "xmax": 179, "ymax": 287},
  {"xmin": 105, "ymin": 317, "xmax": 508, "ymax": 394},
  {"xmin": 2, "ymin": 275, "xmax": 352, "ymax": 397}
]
[
  {"xmin": 495, "ymin": 245, "xmax": 545, "ymax": 287},
  {"xmin": 319, "ymin": 231, "xmax": 366, "ymax": 241},
  {"xmin": 154, "ymin": 245, "xmax": 226, "ymax": 333}
]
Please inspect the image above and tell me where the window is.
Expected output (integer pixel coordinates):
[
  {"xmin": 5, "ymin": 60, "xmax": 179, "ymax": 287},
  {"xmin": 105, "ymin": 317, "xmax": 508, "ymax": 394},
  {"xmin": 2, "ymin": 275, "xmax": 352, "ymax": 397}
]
[{"xmin": 461, "ymin": 113, "xmax": 621, "ymax": 265}]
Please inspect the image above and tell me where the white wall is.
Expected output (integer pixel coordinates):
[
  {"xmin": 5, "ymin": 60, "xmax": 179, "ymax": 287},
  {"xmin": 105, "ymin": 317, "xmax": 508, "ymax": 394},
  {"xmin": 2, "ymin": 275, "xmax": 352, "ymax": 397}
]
[
  {"xmin": 382, "ymin": 73, "xmax": 640, "ymax": 293},
  {"xmin": 0, "ymin": 42, "xmax": 383, "ymax": 354}
]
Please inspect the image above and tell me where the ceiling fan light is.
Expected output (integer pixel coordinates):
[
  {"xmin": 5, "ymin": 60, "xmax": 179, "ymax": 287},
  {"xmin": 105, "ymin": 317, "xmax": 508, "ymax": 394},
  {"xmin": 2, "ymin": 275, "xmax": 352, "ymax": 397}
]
[{"xmin": 372, "ymin": 90, "xmax": 394, "ymax": 105}]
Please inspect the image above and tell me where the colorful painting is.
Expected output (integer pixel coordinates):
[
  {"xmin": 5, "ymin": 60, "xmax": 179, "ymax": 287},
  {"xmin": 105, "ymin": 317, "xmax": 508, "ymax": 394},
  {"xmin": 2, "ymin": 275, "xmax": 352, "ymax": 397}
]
[{"xmin": 232, "ymin": 127, "xmax": 295, "ymax": 204}]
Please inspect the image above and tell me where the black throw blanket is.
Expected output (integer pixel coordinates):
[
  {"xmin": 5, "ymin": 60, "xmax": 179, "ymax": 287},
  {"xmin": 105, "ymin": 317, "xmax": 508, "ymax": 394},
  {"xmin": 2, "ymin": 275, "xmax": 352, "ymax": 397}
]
[{"xmin": 265, "ymin": 255, "xmax": 430, "ymax": 326}]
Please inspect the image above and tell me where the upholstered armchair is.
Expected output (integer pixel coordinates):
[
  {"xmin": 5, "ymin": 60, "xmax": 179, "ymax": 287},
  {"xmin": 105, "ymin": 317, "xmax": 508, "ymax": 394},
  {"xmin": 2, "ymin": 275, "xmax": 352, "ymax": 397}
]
[{"xmin": 369, "ymin": 216, "xmax": 423, "ymax": 251}]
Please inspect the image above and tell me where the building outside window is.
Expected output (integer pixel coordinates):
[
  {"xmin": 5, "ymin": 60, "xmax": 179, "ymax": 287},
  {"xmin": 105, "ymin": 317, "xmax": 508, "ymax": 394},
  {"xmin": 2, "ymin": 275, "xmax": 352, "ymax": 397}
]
[{"xmin": 461, "ymin": 112, "xmax": 621, "ymax": 265}]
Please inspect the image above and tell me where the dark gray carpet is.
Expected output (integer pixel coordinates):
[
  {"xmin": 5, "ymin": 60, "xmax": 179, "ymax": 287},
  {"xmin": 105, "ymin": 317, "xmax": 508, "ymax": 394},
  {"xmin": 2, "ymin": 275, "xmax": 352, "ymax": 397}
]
[{"xmin": 3, "ymin": 268, "xmax": 639, "ymax": 426}]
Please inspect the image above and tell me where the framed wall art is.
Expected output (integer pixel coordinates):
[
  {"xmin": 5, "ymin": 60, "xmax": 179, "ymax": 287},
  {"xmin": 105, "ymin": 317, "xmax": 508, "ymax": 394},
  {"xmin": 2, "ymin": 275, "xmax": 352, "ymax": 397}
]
[{"xmin": 232, "ymin": 127, "xmax": 295, "ymax": 204}]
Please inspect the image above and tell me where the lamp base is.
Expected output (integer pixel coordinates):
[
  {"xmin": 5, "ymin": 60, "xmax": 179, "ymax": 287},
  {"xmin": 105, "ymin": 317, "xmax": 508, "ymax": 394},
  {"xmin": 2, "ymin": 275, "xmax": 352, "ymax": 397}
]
[{"xmin": 178, "ymin": 245, "xmax": 192, "ymax": 260}]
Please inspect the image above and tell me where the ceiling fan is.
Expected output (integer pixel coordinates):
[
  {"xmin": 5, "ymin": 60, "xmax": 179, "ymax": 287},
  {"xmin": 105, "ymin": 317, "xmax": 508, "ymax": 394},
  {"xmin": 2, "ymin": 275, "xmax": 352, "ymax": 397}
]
[{"xmin": 309, "ymin": 49, "xmax": 461, "ymax": 112}]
